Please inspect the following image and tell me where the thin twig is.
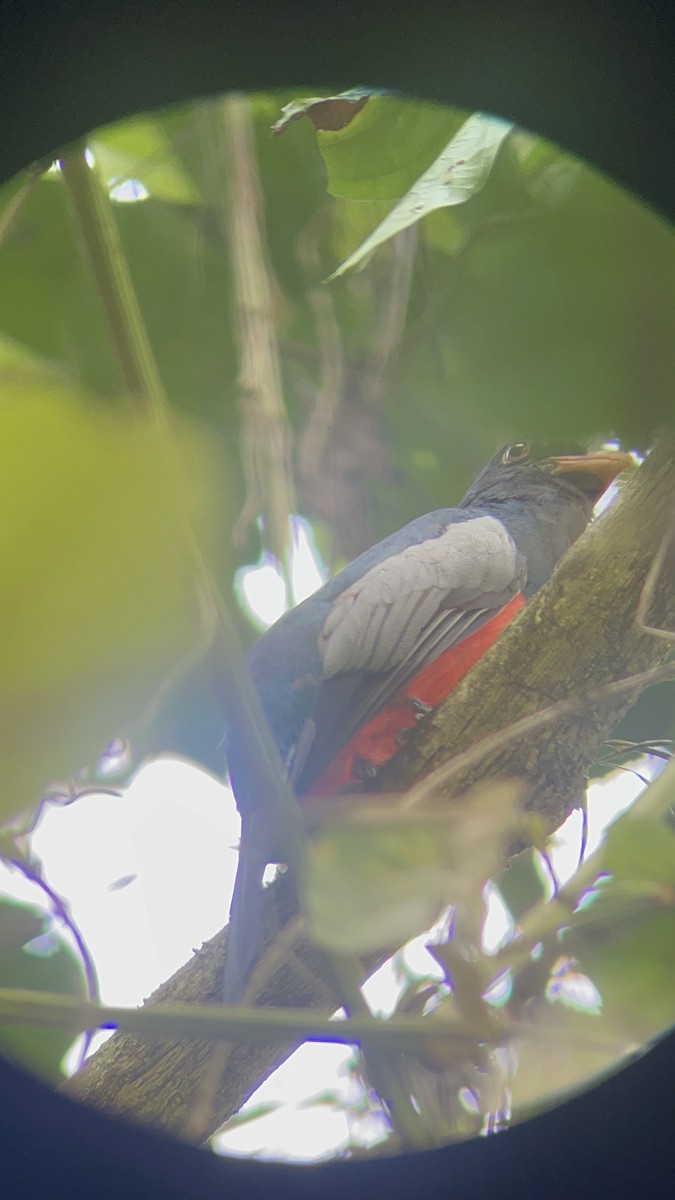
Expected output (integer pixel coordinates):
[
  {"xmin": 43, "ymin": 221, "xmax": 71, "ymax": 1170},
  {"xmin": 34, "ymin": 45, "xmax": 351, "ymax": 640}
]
[
  {"xmin": 59, "ymin": 139, "xmax": 314, "ymax": 1136},
  {"xmin": 0, "ymin": 986, "xmax": 637, "ymax": 1063},
  {"xmin": 222, "ymin": 94, "xmax": 296, "ymax": 568},
  {"xmin": 398, "ymin": 660, "xmax": 675, "ymax": 811},
  {"xmin": 636, "ymin": 512, "xmax": 675, "ymax": 641},
  {"xmin": 59, "ymin": 148, "xmax": 168, "ymax": 418},
  {"xmin": 362, "ymin": 226, "xmax": 417, "ymax": 410},
  {"xmin": 0, "ymin": 986, "xmax": 480, "ymax": 1045},
  {"xmin": 6, "ymin": 856, "xmax": 100, "ymax": 1066},
  {"xmin": 297, "ymin": 220, "xmax": 345, "ymax": 478},
  {"xmin": 0, "ymin": 164, "xmax": 44, "ymax": 252},
  {"xmin": 485, "ymin": 755, "xmax": 675, "ymax": 984}
]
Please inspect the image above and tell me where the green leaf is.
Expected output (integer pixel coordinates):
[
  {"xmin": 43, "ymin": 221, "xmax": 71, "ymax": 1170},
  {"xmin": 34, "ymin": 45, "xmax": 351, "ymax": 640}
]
[
  {"xmin": 408, "ymin": 163, "xmax": 675, "ymax": 444},
  {"xmin": 306, "ymin": 821, "xmax": 450, "ymax": 954},
  {"xmin": 0, "ymin": 176, "xmax": 119, "ymax": 393},
  {"xmin": 0, "ymin": 173, "xmax": 239, "ymax": 423},
  {"xmin": 90, "ymin": 115, "xmax": 200, "ymax": 205},
  {"xmin": 0, "ymin": 375, "xmax": 210, "ymax": 824},
  {"xmin": 0, "ymin": 898, "xmax": 86, "ymax": 1083},
  {"xmin": 316, "ymin": 95, "xmax": 465, "ymax": 200},
  {"xmin": 305, "ymin": 783, "xmax": 521, "ymax": 955},
  {"xmin": 602, "ymin": 818, "xmax": 675, "ymax": 886},
  {"xmin": 328, "ymin": 113, "xmax": 514, "ymax": 280}
]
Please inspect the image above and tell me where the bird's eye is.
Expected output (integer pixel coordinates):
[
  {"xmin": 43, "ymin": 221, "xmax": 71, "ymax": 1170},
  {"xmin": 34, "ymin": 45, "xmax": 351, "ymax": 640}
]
[{"xmin": 502, "ymin": 441, "xmax": 530, "ymax": 464}]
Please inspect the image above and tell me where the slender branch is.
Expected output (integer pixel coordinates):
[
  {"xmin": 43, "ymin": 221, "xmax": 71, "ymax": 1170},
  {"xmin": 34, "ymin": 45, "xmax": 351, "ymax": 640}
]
[
  {"xmin": 0, "ymin": 987, "xmax": 631, "ymax": 1058},
  {"xmin": 296, "ymin": 218, "xmax": 345, "ymax": 479},
  {"xmin": 362, "ymin": 226, "xmax": 417, "ymax": 409},
  {"xmin": 0, "ymin": 166, "xmax": 44, "ymax": 252},
  {"xmin": 58, "ymin": 136, "xmax": 317, "ymax": 1141},
  {"xmin": 222, "ymin": 94, "xmax": 296, "ymax": 566},
  {"xmin": 636, "ymin": 512, "xmax": 675, "ymax": 641},
  {"xmin": 59, "ymin": 146, "xmax": 168, "ymax": 418},
  {"xmin": 5, "ymin": 856, "xmax": 100, "ymax": 1065},
  {"xmin": 0, "ymin": 986, "xmax": 474, "ymax": 1047}
]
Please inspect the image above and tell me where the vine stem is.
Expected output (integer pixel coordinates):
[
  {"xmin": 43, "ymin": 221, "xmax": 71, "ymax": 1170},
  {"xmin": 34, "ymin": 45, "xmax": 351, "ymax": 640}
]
[
  {"xmin": 59, "ymin": 148, "xmax": 166, "ymax": 417},
  {"xmin": 0, "ymin": 986, "xmax": 631, "ymax": 1058}
]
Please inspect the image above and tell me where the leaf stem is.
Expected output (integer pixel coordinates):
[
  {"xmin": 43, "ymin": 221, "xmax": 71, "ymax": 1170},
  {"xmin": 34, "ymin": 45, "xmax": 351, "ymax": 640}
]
[
  {"xmin": 0, "ymin": 987, "xmax": 630, "ymax": 1059},
  {"xmin": 0, "ymin": 165, "xmax": 43, "ymax": 253},
  {"xmin": 59, "ymin": 145, "xmax": 167, "ymax": 418}
]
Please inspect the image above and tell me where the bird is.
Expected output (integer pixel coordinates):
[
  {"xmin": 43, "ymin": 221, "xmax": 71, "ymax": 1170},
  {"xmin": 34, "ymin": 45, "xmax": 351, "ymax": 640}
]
[{"xmin": 223, "ymin": 439, "xmax": 632, "ymax": 1004}]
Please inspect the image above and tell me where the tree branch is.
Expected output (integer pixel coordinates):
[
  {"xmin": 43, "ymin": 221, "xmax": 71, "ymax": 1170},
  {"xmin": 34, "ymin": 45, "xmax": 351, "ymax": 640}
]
[
  {"xmin": 377, "ymin": 434, "xmax": 675, "ymax": 833},
  {"xmin": 222, "ymin": 94, "xmax": 296, "ymax": 567},
  {"xmin": 62, "ymin": 434, "xmax": 675, "ymax": 1140}
]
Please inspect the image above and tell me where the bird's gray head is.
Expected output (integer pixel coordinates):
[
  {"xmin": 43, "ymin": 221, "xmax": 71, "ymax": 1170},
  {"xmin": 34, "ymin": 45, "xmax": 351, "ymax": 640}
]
[{"xmin": 460, "ymin": 439, "xmax": 633, "ymax": 509}]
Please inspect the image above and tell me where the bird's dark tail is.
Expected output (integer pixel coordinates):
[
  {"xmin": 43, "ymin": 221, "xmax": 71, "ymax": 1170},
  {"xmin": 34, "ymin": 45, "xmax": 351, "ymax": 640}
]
[{"xmin": 222, "ymin": 815, "xmax": 266, "ymax": 1005}]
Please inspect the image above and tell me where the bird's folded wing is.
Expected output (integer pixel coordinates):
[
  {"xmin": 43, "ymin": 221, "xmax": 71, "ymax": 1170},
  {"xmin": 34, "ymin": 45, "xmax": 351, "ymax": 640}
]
[{"xmin": 294, "ymin": 515, "xmax": 526, "ymax": 791}]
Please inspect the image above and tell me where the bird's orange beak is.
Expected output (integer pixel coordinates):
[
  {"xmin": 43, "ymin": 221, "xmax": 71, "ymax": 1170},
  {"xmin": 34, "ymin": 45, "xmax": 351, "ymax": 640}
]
[{"xmin": 546, "ymin": 450, "xmax": 634, "ymax": 493}]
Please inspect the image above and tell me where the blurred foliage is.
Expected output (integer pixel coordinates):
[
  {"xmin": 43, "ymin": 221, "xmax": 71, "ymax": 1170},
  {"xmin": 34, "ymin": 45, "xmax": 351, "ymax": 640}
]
[
  {"xmin": 0, "ymin": 367, "xmax": 216, "ymax": 827},
  {"xmin": 0, "ymin": 897, "xmax": 85, "ymax": 1084},
  {"xmin": 496, "ymin": 847, "xmax": 549, "ymax": 920},
  {"xmin": 2, "ymin": 94, "xmax": 672, "ymax": 550},
  {"xmin": 400, "ymin": 770, "xmax": 675, "ymax": 1137},
  {"xmin": 0, "ymin": 90, "xmax": 672, "ymax": 1144},
  {"xmin": 306, "ymin": 783, "xmax": 520, "ymax": 955}
]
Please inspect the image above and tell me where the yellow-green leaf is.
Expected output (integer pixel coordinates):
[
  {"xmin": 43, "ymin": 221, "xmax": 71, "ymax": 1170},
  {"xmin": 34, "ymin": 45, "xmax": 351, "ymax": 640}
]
[{"xmin": 0, "ymin": 377, "xmax": 210, "ymax": 825}]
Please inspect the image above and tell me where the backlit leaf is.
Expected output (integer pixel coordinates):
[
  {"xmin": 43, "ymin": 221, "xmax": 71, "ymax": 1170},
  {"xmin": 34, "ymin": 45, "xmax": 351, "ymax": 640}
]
[
  {"xmin": 327, "ymin": 112, "xmax": 513, "ymax": 279},
  {"xmin": 0, "ymin": 372, "xmax": 211, "ymax": 824}
]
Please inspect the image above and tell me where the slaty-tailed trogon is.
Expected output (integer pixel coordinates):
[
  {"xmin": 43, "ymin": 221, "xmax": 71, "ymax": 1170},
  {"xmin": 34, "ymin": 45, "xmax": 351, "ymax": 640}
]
[{"xmin": 223, "ymin": 440, "xmax": 632, "ymax": 1003}]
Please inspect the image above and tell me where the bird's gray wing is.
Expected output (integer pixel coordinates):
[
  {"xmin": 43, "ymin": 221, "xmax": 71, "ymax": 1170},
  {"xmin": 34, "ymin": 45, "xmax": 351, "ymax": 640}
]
[{"xmin": 294, "ymin": 515, "xmax": 525, "ymax": 792}]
